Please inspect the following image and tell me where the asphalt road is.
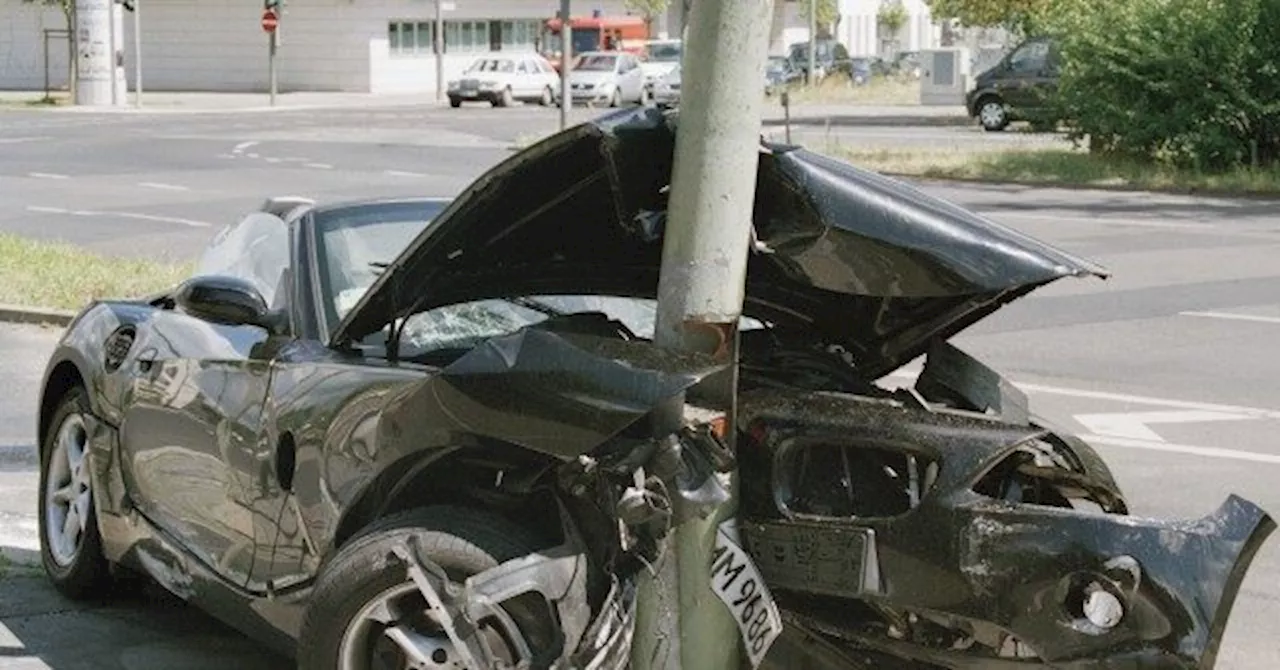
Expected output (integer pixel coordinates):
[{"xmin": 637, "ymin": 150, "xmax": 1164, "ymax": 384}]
[{"xmin": 1, "ymin": 103, "xmax": 1279, "ymax": 669}]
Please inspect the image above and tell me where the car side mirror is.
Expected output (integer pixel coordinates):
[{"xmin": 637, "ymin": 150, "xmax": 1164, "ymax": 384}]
[{"xmin": 174, "ymin": 275, "xmax": 282, "ymax": 332}]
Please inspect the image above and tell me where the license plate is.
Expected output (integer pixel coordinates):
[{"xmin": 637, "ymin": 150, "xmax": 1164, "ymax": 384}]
[{"xmin": 710, "ymin": 519, "xmax": 783, "ymax": 668}]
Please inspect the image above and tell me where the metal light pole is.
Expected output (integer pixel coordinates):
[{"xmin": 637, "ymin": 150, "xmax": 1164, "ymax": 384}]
[
  {"xmin": 434, "ymin": 0, "xmax": 444, "ymax": 102},
  {"xmin": 107, "ymin": 0, "xmax": 119, "ymax": 105},
  {"xmin": 807, "ymin": 0, "xmax": 817, "ymax": 85},
  {"xmin": 558, "ymin": 0, "xmax": 572, "ymax": 130},
  {"xmin": 268, "ymin": 27, "xmax": 278, "ymax": 106},
  {"xmin": 634, "ymin": 1, "xmax": 775, "ymax": 670},
  {"xmin": 132, "ymin": 0, "xmax": 141, "ymax": 107}
]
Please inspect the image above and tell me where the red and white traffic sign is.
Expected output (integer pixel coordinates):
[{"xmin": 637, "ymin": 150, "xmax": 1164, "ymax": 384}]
[{"xmin": 261, "ymin": 10, "xmax": 279, "ymax": 32}]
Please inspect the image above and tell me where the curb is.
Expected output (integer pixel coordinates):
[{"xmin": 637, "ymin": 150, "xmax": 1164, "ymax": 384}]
[
  {"xmin": 0, "ymin": 545, "xmax": 40, "ymax": 568},
  {"xmin": 14, "ymin": 98, "xmax": 447, "ymax": 116},
  {"xmin": 0, "ymin": 304, "xmax": 74, "ymax": 327},
  {"xmin": 0, "ymin": 445, "xmax": 37, "ymax": 467},
  {"xmin": 762, "ymin": 114, "xmax": 973, "ymax": 128},
  {"xmin": 880, "ymin": 173, "xmax": 1280, "ymax": 201}
]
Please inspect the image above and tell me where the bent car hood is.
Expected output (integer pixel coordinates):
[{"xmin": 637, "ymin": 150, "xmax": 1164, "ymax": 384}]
[{"xmin": 333, "ymin": 107, "xmax": 1107, "ymax": 379}]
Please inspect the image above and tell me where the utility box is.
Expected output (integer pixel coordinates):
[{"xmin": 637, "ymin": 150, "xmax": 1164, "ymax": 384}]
[{"xmin": 918, "ymin": 48, "xmax": 971, "ymax": 106}]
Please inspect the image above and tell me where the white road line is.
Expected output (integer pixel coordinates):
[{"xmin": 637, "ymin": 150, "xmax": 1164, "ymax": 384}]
[
  {"xmin": 265, "ymin": 157, "xmax": 282, "ymax": 163},
  {"xmin": 0, "ymin": 136, "xmax": 52, "ymax": 144},
  {"xmin": 305, "ymin": 163, "xmax": 333, "ymax": 169},
  {"xmin": 886, "ymin": 369, "xmax": 1280, "ymax": 464},
  {"xmin": 978, "ymin": 211, "xmax": 1217, "ymax": 231},
  {"xmin": 1079, "ymin": 434, "xmax": 1280, "ymax": 465},
  {"xmin": 216, "ymin": 153, "xmax": 237, "ymax": 159},
  {"xmin": 384, "ymin": 170, "xmax": 425, "ymax": 177},
  {"xmin": 137, "ymin": 182, "xmax": 190, "ymax": 191},
  {"xmin": 1180, "ymin": 311, "xmax": 1280, "ymax": 325},
  {"xmin": 246, "ymin": 152, "xmax": 261, "ymax": 159},
  {"xmin": 232, "ymin": 141, "xmax": 259, "ymax": 154},
  {"xmin": 27, "ymin": 172, "xmax": 68, "ymax": 180},
  {"xmin": 888, "ymin": 369, "xmax": 1280, "ymax": 420},
  {"xmin": 24, "ymin": 205, "xmax": 210, "ymax": 228}
]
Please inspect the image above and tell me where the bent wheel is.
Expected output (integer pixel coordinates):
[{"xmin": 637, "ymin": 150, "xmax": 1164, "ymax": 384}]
[
  {"xmin": 38, "ymin": 386, "xmax": 109, "ymax": 599},
  {"xmin": 299, "ymin": 506, "xmax": 557, "ymax": 670}
]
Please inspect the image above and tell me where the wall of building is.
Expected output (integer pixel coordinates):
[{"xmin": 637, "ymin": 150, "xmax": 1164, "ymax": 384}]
[
  {"xmin": 2, "ymin": 2, "xmax": 75, "ymax": 91},
  {"xmin": 1, "ymin": 0, "xmax": 640, "ymax": 93}
]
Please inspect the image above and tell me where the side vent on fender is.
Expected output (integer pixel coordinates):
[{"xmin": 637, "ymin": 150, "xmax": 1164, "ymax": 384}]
[{"xmin": 103, "ymin": 325, "xmax": 136, "ymax": 373}]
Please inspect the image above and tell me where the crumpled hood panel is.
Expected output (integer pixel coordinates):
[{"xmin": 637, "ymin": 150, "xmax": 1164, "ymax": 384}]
[{"xmin": 333, "ymin": 107, "xmax": 1107, "ymax": 379}]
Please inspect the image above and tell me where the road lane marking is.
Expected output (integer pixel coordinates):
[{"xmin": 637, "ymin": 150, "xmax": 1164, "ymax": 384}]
[
  {"xmin": 1080, "ymin": 434, "xmax": 1280, "ymax": 465},
  {"xmin": 27, "ymin": 172, "xmax": 68, "ymax": 180},
  {"xmin": 305, "ymin": 163, "xmax": 333, "ymax": 169},
  {"xmin": 384, "ymin": 170, "xmax": 425, "ymax": 177},
  {"xmin": 137, "ymin": 182, "xmax": 190, "ymax": 191},
  {"xmin": 886, "ymin": 369, "xmax": 1280, "ymax": 464},
  {"xmin": 1075, "ymin": 410, "xmax": 1255, "ymax": 442},
  {"xmin": 231, "ymin": 141, "xmax": 259, "ymax": 154},
  {"xmin": 977, "ymin": 211, "xmax": 1217, "ymax": 231},
  {"xmin": 1180, "ymin": 311, "xmax": 1280, "ymax": 325},
  {"xmin": 0, "ymin": 136, "xmax": 52, "ymax": 144},
  {"xmin": 25, "ymin": 205, "xmax": 210, "ymax": 228}
]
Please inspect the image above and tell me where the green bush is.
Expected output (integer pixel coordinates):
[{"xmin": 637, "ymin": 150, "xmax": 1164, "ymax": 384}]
[{"xmin": 1049, "ymin": 0, "xmax": 1280, "ymax": 170}]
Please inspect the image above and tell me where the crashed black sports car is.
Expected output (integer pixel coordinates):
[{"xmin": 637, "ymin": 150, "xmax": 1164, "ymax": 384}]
[{"xmin": 36, "ymin": 108, "xmax": 1273, "ymax": 670}]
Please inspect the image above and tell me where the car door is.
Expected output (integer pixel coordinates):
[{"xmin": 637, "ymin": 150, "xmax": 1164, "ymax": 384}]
[
  {"xmin": 118, "ymin": 212, "xmax": 291, "ymax": 590},
  {"xmin": 1001, "ymin": 38, "xmax": 1052, "ymax": 112},
  {"xmin": 514, "ymin": 59, "xmax": 534, "ymax": 97}
]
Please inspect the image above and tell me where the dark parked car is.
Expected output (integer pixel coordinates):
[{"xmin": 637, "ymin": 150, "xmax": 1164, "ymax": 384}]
[
  {"xmin": 787, "ymin": 39, "xmax": 853, "ymax": 82},
  {"xmin": 966, "ymin": 36, "xmax": 1061, "ymax": 131},
  {"xmin": 36, "ymin": 108, "xmax": 1273, "ymax": 670}
]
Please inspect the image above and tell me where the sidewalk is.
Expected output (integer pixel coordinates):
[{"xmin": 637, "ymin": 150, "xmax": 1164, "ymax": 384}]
[
  {"xmin": 0, "ymin": 90, "xmax": 445, "ymax": 115},
  {"xmin": 1, "ymin": 89, "xmax": 972, "ymax": 126}
]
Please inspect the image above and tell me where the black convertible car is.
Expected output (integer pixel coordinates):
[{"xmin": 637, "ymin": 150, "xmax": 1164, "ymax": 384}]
[{"xmin": 37, "ymin": 108, "xmax": 1273, "ymax": 670}]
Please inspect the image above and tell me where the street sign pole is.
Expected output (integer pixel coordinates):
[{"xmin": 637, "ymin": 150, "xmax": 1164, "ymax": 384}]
[
  {"xmin": 107, "ymin": 0, "xmax": 119, "ymax": 105},
  {"xmin": 807, "ymin": 0, "xmax": 817, "ymax": 85},
  {"xmin": 558, "ymin": 0, "xmax": 571, "ymax": 130},
  {"xmin": 434, "ymin": 0, "xmax": 444, "ymax": 102},
  {"xmin": 635, "ymin": 1, "xmax": 775, "ymax": 670},
  {"xmin": 262, "ymin": 9, "xmax": 278, "ymax": 106}
]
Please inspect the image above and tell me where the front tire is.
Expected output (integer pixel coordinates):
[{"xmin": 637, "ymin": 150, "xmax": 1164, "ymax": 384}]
[
  {"xmin": 977, "ymin": 96, "xmax": 1010, "ymax": 132},
  {"xmin": 299, "ymin": 506, "xmax": 558, "ymax": 670},
  {"xmin": 609, "ymin": 88, "xmax": 621, "ymax": 108},
  {"xmin": 38, "ymin": 386, "xmax": 109, "ymax": 599},
  {"xmin": 448, "ymin": 96, "xmax": 462, "ymax": 109}
]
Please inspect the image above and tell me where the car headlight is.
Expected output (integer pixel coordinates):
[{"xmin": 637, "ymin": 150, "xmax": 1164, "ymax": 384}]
[{"xmin": 481, "ymin": 80, "xmax": 499, "ymax": 89}]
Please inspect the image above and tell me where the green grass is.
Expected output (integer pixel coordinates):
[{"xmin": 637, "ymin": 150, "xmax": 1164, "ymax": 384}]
[
  {"xmin": 0, "ymin": 234, "xmax": 192, "ymax": 311},
  {"xmin": 0, "ymin": 93, "xmax": 68, "ymax": 108},
  {"xmin": 830, "ymin": 146, "xmax": 1280, "ymax": 195},
  {"xmin": 775, "ymin": 76, "xmax": 920, "ymax": 106}
]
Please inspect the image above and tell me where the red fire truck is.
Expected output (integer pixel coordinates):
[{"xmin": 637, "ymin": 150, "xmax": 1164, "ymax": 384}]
[{"xmin": 541, "ymin": 13, "xmax": 650, "ymax": 71}]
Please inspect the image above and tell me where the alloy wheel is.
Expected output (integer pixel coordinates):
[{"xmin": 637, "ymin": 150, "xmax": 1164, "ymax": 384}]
[{"xmin": 44, "ymin": 413, "xmax": 91, "ymax": 567}]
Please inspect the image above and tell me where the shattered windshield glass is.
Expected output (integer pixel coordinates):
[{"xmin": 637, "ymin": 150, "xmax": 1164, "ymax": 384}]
[{"xmin": 388, "ymin": 295, "xmax": 765, "ymax": 359}]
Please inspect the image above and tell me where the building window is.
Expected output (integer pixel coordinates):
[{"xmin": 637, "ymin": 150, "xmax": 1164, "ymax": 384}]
[
  {"xmin": 389, "ymin": 21, "xmax": 436, "ymax": 56},
  {"xmin": 499, "ymin": 20, "xmax": 541, "ymax": 51},
  {"xmin": 444, "ymin": 20, "xmax": 490, "ymax": 53}
]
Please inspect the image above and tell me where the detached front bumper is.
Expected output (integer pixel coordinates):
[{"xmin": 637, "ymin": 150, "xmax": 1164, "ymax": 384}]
[{"xmin": 756, "ymin": 494, "xmax": 1275, "ymax": 669}]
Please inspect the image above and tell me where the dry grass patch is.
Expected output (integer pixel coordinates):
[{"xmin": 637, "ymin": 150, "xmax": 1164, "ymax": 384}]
[
  {"xmin": 831, "ymin": 146, "xmax": 1280, "ymax": 195},
  {"xmin": 778, "ymin": 76, "xmax": 921, "ymax": 107}
]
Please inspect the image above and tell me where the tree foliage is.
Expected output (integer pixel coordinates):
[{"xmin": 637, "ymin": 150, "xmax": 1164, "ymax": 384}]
[
  {"xmin": 797, "ymin": 0, "xmax": 840, "ymax": 33},
  {"xmin": 877, "ymin": 1, "xmax": 909, "ymax": 35},
  {"xmin": 625, "ymin": 0, "xmax": 671, "ymax": 20},
  {"xmin": 1052, "ymin": 0, "xmax": 1280, "ymax": 169},
  {"xmin": 924, "ymin": 0, "xmax": 1054, "ymax": 34}
]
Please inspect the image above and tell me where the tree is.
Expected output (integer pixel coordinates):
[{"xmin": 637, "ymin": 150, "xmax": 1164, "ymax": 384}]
[
  {"xmin": 21, "ymin": 0, "xmax": 75, "ymax": 95},
  {"xmin": 625, "ymin": 0, "xmax": 671, "ymax": 35},
  {"xmin": 877, "ymin": 0, "xmax": 909, "ymax": 52},
  {"xmin": 924, "ymin": 0, "xmax": 1054, "ymax": 34},
  {"xmin": 797, "ymin": 0, "xmax": 840, "ymax": 38}
]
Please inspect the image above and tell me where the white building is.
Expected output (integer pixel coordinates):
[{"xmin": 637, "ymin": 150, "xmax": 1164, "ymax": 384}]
[{"xmin": 1, "ymin": 0, "xmax": 643, "ymax": 94}]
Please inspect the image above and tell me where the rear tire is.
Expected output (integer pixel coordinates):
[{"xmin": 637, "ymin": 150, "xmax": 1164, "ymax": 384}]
[
  {"xmin": 298, "ymin": 506, "xmax": 558, "ymax": 670},
  {"xmin": 448, "ymin": 96, "xmax": 462, "ymax": 109},
  {"xmin": 539, "ymin": 86, "xmax": 554, "ymax": 106},
  {"xmin": 38, "ymin": 386, "xmax": 110, "ymax": 600}
]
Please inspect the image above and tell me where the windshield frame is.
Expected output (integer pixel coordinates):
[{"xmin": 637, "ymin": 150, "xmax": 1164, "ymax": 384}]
[
  {"xmin": 574, "ymin": 53, "xmax": 618, "ymax": 72},
  {"xmin": 310, "ymin": 199, "xmax": 452, "ymax": 341}
]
